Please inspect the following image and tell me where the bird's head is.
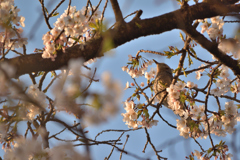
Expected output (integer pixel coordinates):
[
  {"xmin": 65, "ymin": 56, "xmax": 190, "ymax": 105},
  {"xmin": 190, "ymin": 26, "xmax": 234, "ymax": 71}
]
[{"xmin": 153, "ymin": 59, "xmax": 172, "ymax": 75}]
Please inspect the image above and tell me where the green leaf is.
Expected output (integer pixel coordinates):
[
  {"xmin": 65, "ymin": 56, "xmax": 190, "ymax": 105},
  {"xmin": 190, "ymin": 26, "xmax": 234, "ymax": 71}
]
[
  {"xmin": 37, "ymin": 71, "xmax": 44, "ymax": 77},
  {"xmin": 179, "ymin": 92, "xmax": 186, "ymax": 104},
  {"xmin": 179, "ymin": 32, "xmax": 184, "ymax": 41},
  {"xmin": 212, "ymin": 151, "xmax": 216, "ymax": 156},
  {"xmin": 182, "ymin": 67, "xmax": 187, "ymax": 77},
  {"xmin": 137, "ymin": 110, "xmax": 142, "ymax": 119},
  {"xmin": 51, "ymin": 11, "xmax": 59, "ymax": 17},
  {"xmin": 174, "ymin": 47, "xmax": 180, "ymax": 52},
  {"xmin": 34, "ymin": 48, "xmax": 43, "ymax": 52},
  {"xmin": 70, "ymin": 37, "xmax": 80, "ymax": 43},
  {"xmin": 56, "ymin": 44, "xmax": 62, "ymax": 50},
  {"xmin": 95, "ymin": 18, "xmax": 100, "ymax": 26},
  {"xmin": 135, "ymin": 22, "xmax": 142, "ymax": 28},
  {"xmin": 52, "ymin": 51, "xmax": 57, "ymax": 55},
  {"xmin": 33, "ymin": 120, "xmax": 40, "ymax": 130},
  {"xmin": 101, "ymin": 36, "xmax": 114, "ymax": 53},
  {"xmin": 143, "ymin": 108, "xmax": 148, "ymax": 116},
  {"xmin": 137, "ymin": 104, "xmax": 144, "ymax": 109},
  {"xmin": 237, "ymin": 104, "xmax": 240, "ymax": 109},
  {"xmin": 92, "ymin": 94, "xmax": 102, "ymax": 109},
  {"xmin": 135, "ymin": 60, "xmax": 139, "ymax": 66},
  {"xmin": 77, "ymin": 138, "xmax": 87, "ymax": 143},
  {"xmin": 219, "ymin": 140, "xmax": 224, "ymax": 145},
  {"xmin": 13, "ymin": 122, "xmax": 18, "ymax": 132},
  {"xmin": 189, "ymin": 155, "xmax": 194, "ymax": 160},
  {"xmin": 89, "ymin": 22, "xmax": 97, "ymax": 29},
  {"xmin": 44, "ymin": 7, "xmax": 49, "ymax": 16},
  {"xmin": 51, "ymin": 71, "xmax": 56, "ymax": 77},
  {"xmin": 187, "ymin": 53, "xmax": 193, "ymax": 67},
  {"xmin": 189, "ymin": 48, "xmax": 197, "ymax": 58},
  {"xmin": 164, "ymin": 51, "xmax": 175, "ymax": 58},
  {"xmin": 219, "ymin": 110, "xmax": 225, "ymax": 116},
  {"xmin": 137, "ymin": 94, "xmax": 140, "ymax": 101},
  {"xmin": 172, "ymin": 67, "xmax": 180, "ymax": 73}
]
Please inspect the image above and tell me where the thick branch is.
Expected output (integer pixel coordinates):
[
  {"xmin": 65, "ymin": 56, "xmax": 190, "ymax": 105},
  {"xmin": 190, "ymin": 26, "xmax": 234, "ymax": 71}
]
[
  {"xmin": 182, "ymin": 25, "xmax": 240, "ymax": 78},
  {"xmin": 110, "ymin": 0, "xmax": 124, "ymax": 23},
  {"xmin": 4, "ymin": 2, "xmax": 240, "ymax": 78}
]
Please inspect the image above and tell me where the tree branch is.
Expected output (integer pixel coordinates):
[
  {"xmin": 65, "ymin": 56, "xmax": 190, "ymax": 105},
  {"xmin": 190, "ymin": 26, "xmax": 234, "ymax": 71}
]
[
  {"xmin": 4, "ymin": 2, "xmax": 240, "ymax": 78},
  {"xmin": 110, "ymin": 0, "xmax": 124, "ymax": 24},
  {"xmin": 182, "ymin": 25, "xmax": 240, "ymax": 79}
]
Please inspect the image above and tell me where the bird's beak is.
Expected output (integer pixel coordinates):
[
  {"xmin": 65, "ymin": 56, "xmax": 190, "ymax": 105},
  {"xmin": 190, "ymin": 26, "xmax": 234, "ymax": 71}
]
[{"xmin": 153, "ymin": 59, "xmax": 158, "ymax": 64}]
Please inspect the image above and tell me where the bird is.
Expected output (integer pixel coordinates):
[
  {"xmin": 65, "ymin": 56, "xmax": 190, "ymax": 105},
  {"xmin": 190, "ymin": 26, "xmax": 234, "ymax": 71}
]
[{"xmin": 153, "ymin": 60, "xmax": 173, "ymax": 108}]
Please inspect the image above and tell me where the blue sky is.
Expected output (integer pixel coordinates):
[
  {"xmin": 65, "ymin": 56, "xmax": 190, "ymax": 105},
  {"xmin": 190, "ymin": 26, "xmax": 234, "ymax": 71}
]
[{"xmin": 3, "ymin": 0, "xmax": 240, "ymax": 160}]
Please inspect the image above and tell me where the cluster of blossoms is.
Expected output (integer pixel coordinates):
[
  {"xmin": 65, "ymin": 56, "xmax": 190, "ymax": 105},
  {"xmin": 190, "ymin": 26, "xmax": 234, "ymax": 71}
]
[
  {"xmin": 193, "ymin": 144, "xmax": 233, "ymax": 160},
  {"xmin": 191, "ymin": 102, "xmax": 237, "ymax": 159},
  {"xmin": 124, "ymin": 81, "xmax": 145, "ymax": 91},
  {"xmin": 120, "ymin": 14, "xmax": 240, "ymax": 158},
  {"xmin": 121, "ymin": 101, "xmax": 158, "ymax": 129},
  {"xmin": 0, "ymin": 82, "xmax": 47, "ymax": 122},
  {"xmin": 167, "ymin": 80, "xmax": 240, "ymax": 140},
  {"xmin": 122, "ymin": 55, "xmax": 154, "ymax": 79},
  {"xmin": 144, "ymin": 67, "xmax": 156, "ymax": 81},
  {"xmin": 122, "ymin": 54, "xmax": 240, "ymax": 146},
  {"xmin": 196, "ymin": 64, "xmax": 240, "ymax": 96},
  {"xmin": 195, "ymin": 64, "xmax": 205, "ymax": 80},
  {"xmin": 218, "ymin": 38, "xmax": 240, "ymax": 59},
  {"xmin": 0, "ymin": 0, "xmax": 27, "ymax": 55},
  {"xmin": 210, "ymin": 65, "xmax": 231, "ymax": 96},
  {"xmin": 206, "ymin": 101, "xmax": 239, "ymax": 137},
  {"xmin": 121, "ymin": 55, "xmax": 159, "ymax": 129},
  {"xmin": 166, "ymin": 81, "xmax": 197, "ymax": 116},
  {"xmin": 42, "ymin": 6, "xmax": 101, "ymax": 61},
  {"xmin": 123, "ymin": 67, "xmax": 156, "ymax": 91},
  {"xmin": 200, "ymin": 16, "xmax": 224, "ymax": 40},
  {"xmin": 165, "ymin": 81, "xmax": 209, "ymax": 139},
  {"xmin": 53, "ymin": 58, "xmax": 122, "ymax": 126},
  {"xmin": 200, "ymin": 16, "xmax": 240, "ymax": 60},
  {"xmin": 3, "ymin": 137, "xmax": 88, "ymax": 160},
  {"xmin": 25, "ymin": 84, "xmax": 47, "ymax": 120}
]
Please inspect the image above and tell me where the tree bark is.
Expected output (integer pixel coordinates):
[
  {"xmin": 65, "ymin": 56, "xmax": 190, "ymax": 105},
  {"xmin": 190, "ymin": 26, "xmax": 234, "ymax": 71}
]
[{"xmin": 4, "ymin": 2, "xmax": 240, "ymax": 78}]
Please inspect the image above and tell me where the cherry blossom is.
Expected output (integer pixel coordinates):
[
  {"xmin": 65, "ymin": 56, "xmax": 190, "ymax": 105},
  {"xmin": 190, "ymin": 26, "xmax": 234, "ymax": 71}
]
[{"xmin": 41, "ymin": 6, "xmax": 102, "ymax": 60}]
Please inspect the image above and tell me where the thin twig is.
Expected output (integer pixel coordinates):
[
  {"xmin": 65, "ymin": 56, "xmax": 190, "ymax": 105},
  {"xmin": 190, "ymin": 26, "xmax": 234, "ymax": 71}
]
[
  {"xmin": 204, "ymin": 63, "xmax": 221, "ymax": 150},
  {"xmin": 106, "ymin": 132, "xmax": 125, "ymax": 160},
  {"xmin": 40, "ymin": 0, "xmax": 52, "ymax": 30},
  {"xmin": 38, "ymin": 72, "xmax": 49, "ymax": 91},
  {"xmin": 144, "ymin": 128, "xmax": 166, "ymax": 160},
  {"xmin": 101, "ymin": 0, "xmax": 109, "ymax": 23},
  {"xmin": 48, "ymin": 0, "xmax": 66, "ymax": 18},
  {"xmin": 119, "ymin": 134, "xmax": 129, "ymax": 160}
]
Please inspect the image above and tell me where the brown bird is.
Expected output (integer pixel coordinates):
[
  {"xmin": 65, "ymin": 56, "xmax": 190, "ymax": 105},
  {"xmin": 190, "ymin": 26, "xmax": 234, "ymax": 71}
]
[{"xmin": 153, "ymin": 60, "xmax": 173, "ymax": 108}]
